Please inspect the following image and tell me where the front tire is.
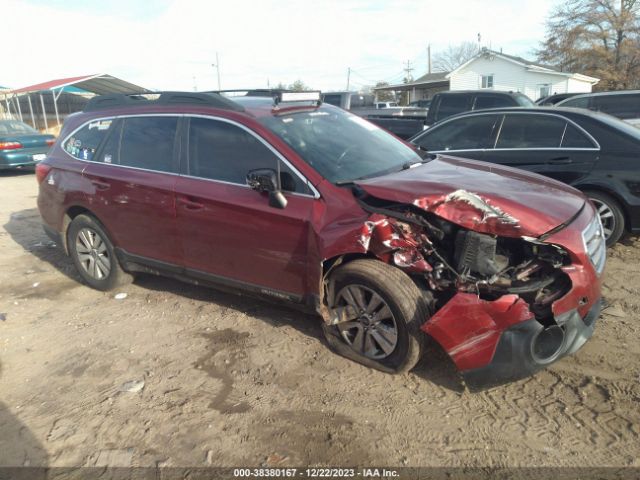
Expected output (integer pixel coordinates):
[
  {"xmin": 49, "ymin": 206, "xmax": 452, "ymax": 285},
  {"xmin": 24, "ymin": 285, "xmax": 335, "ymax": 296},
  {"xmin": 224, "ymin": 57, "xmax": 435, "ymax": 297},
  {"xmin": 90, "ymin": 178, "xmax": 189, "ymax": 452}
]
[
  {"xmin": 67, "ymin": 214, "xmax": 133, "ymax": 291},
  {"xmin": 323, "ymin": 259, "xmax": 430, "ymax": 374},
  {"xmin": 584, "ymin": 191, "xmax": 625, "ymax": 247}
]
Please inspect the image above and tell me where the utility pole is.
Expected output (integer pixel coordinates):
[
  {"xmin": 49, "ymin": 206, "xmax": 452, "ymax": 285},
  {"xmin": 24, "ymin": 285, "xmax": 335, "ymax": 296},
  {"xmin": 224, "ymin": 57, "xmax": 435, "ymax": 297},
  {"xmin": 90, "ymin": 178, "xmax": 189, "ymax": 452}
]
[
  {"xmin": 193, "ymin": 76, "xmax": 197, "ymax": 92},
  {"xmin": 346, "ymin": 67, "xmax": 351, "ymax": 91},
  {"xmin": 427, "ymin": 44, "xmax": 431, "ymax": 74},
  {"xmin": 212, "ymin": 52, "xmax": 222, "ymax": 91},
  {"xmin": 403, "ymin": 60, "xmax": 414, "ymax": 82}
]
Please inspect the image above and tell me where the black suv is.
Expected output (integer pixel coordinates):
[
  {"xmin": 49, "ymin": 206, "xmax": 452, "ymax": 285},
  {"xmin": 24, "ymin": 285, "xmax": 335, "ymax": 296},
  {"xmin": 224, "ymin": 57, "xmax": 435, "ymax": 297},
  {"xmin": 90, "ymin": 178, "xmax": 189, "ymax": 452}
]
[{"xmin": 425, "ymin": 90, "xmax": 534, "ymax": 127}]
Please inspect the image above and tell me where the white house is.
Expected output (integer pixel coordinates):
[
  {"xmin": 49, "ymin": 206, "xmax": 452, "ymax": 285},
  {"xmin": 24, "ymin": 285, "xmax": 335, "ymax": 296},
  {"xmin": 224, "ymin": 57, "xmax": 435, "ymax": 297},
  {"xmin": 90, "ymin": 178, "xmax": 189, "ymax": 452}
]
[{"xmin": 447, "ymin": 48, "xmax": 599, "ymax": 101}]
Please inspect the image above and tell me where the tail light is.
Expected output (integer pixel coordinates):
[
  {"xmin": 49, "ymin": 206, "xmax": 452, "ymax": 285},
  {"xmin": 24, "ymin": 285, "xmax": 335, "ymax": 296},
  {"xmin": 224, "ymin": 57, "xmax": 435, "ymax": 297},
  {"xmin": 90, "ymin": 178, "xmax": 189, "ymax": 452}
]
[
  {"xmin": 35, "ymin": 163, "xmax": 52, "ymax": 184},
  {"xmin": 46, "ymin": 138, "xmax": 56, "ymax": 147},
  {"xmin": 0, "ymin": 141, "xmax": 22, "ymax": 150}
]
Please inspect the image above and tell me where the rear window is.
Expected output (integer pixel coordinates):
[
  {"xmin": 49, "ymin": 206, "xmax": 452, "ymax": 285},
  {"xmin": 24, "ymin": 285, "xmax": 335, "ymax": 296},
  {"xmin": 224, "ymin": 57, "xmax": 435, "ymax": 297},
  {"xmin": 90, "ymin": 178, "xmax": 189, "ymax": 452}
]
[
  {"xmin": 496, "ymin": 114, "xmax": 566, "ymax": 148},
  {"xmin": 561, "ymin": 124, "xmax": 596, "ymax": 148},
  {"xmin": 436, "ymin": 95, "xmax": 471, "ymax": 121},
  {"xmin": 0, "ymin": 120, "xmax": 38, "ymax": 135},
  {"xmin": 474, "ymin": 95, "xmax": 514, "ymax": 109},
  {"xmin": 592, "ymin": 93, "xmax": 640, "ymax": 119},
  {"xmin": 64, "ymin": 119, "xmax": 114, "ymax": 161},
  {"xmin": 119, "ymin": 117, "xmax": 178, "ymax": 172},
  {"xmin": 559, "ymin": 96, "xmax": 590, "ymax": 109}
]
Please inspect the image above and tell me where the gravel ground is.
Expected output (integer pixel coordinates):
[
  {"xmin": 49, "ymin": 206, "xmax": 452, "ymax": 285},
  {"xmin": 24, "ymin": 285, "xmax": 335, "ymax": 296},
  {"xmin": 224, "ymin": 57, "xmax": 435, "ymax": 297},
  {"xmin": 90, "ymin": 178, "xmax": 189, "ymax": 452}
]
[{"xmin": 0, "ymin": 171, "xmax": 639, "ymax": 471}]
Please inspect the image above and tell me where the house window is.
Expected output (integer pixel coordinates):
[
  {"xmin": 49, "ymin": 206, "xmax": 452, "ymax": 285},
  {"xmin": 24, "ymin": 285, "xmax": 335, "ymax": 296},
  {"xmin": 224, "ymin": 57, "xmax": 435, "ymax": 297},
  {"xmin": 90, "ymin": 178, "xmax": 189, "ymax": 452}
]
[
  {"xmin": 481, "ymin": 75, "xmax": 494, "ymax": 89},
  {"xmin": 538, "ymin": 84, "xmax": 551, "ymax": 99}
]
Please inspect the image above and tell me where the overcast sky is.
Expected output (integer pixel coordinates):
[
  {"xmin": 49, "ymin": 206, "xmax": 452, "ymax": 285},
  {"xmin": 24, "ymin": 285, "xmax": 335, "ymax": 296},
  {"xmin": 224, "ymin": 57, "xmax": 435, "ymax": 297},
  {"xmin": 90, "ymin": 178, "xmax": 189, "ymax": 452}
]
[{"xmin": 3, "ymin": 0, "xmax": 558, "ymax": 92}]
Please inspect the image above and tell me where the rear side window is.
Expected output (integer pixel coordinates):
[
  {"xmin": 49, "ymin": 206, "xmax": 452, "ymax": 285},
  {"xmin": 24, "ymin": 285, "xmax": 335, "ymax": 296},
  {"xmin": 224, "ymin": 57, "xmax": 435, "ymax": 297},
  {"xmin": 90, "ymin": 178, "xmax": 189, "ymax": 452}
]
[
  {"xmin": 188, "ymin": 117, "xmax": 311, "ymax": 194},
  {"xmin": 474, "ymin": 95, "xmax": 514, "ymax": 109},
  {"xmin": 561, "ymin": 124, "xmax": 596, "ymax": 148},
  {"xmin": 592, "ymin": 94, "xmax": 640, "ymax": 119},
  {"xmin": 496, "ymin": 114, "xmax": 566, "ymax": 148},
  {"xmin": 64, "ymin": 119, "xmax": 114, "ymax": 161},
  {"xmin": 414, "ymin": 114, "xmax": 500, "ymax": 151},
  {"xmin": 119, "ymin": 117, "xmax": 178, "ymax": 172},
  {"xmin": 435, "ymin": 95, "xmax": 471, "ymax": 122}
]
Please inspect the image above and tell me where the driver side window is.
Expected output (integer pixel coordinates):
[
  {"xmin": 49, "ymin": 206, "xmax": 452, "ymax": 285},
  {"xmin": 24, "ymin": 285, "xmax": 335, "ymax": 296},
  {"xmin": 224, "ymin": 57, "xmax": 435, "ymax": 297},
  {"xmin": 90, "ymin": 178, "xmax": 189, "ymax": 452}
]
[{"xmin": 187, "ymin": 117, "xmax": 311, "ymax": 194}]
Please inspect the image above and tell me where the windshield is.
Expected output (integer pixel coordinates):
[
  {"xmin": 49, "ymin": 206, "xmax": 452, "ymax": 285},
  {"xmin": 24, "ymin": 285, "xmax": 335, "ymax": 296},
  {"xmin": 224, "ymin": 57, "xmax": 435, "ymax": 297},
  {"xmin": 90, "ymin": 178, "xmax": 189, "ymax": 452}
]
[
  {"xmin": 0, "ymin": 120, "xmax": 38, "ymax": 135},
  {"xmin": 514, "ymin": 94, "xmax": 535, "ymax": 107},
  {"xmin": 259, "ymin": 106, "xmax": 423, "ymax": 184}
]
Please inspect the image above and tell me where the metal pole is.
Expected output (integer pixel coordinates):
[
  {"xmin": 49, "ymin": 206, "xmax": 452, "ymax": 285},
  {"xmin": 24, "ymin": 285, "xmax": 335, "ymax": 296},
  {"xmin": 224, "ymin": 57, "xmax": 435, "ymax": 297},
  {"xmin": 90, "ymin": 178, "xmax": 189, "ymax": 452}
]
[
  {"xmin": 4, "ymin": 96, "xmax": 11, "ymax": 119},
  {"xmin": 53, "ymin": 88, "xmax": 61, "ymax": 126},
  {"xmin": 346, "ymin": 67, "xmax": 351, "ymax": 91},
  {"xmin": 428, "ymin": 44, "xmax": 431, "ymax": 74},
  {"xmin": 39, "ymin": 93, "xmax": 48, "ymax": 131},
  {"xmin": 216, "ymin": 52, "xmax": 221, "ymax": 90},
  {"xmin": 27, "ymin": 94, "xmax": 36, "ymax": 128},
  {"xmin": 15, "ymin": 95, "xmax": 23, "ymax": 122}
]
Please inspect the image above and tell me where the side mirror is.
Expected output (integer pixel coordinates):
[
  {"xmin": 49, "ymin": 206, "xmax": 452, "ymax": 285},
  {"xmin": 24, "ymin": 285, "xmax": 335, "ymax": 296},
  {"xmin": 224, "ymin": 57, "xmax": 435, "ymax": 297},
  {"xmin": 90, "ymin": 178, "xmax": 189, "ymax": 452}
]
[{"xmin": 246, "ymin": 168, "xmax": 288, "ymax": 209}]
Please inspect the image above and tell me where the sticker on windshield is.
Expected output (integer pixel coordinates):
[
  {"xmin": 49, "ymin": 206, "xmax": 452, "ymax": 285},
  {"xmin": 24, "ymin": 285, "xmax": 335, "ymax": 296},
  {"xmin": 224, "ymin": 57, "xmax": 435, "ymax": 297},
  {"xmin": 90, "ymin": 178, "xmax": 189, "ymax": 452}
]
[{"xmin": 348, "ymin": 115, "xmax": 378, "ymax": 131}]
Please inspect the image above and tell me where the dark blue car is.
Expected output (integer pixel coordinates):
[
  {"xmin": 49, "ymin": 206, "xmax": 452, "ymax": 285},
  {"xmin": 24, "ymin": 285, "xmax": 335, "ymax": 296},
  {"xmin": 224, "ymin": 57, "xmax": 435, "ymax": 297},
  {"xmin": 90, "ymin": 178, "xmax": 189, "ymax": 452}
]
[{"xmin": 0, "ymin": 120, "xmax": 55, "ymax": 169}]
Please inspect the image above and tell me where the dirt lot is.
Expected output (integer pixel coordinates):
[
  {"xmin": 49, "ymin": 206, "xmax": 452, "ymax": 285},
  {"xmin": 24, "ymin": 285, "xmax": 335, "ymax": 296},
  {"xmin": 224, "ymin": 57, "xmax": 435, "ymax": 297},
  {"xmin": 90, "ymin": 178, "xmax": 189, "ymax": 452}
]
[{"xmin": 1, "ymin": 171, "xmax": 639, "ymax": 471}]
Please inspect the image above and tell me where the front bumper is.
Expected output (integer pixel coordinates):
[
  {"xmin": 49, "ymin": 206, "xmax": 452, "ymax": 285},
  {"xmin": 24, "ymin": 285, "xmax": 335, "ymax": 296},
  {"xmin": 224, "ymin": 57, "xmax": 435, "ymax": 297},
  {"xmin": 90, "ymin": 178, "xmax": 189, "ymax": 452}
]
[{"xmin": 461, "ymin": 298, "xmax": 601, "ymax": 389}]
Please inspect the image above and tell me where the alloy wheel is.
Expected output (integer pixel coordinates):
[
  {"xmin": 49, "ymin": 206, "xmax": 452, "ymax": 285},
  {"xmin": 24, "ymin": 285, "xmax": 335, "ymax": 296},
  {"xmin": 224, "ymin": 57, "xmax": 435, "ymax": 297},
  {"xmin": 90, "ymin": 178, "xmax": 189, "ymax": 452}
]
[
  {"xmin": 590, "ymin": 197, "xmax": 616, "ymax": 241},
  {"xmin": 75, "ymin": 227, "xmax": 111, "ymax": 280},
  {"xmin": 335, "ymin": 284, "xmax": 398, "ymax": 359}
]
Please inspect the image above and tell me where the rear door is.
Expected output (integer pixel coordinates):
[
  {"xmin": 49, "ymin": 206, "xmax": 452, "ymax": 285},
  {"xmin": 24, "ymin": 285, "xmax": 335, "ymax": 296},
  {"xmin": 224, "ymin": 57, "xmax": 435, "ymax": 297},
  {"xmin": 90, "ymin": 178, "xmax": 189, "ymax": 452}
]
[
  {"xmin": 175, "ymin": 116, "xmax": 317, "ymax": 299},
  {"xmin": 483, "ymin": 113, "xmax": 599, "ymax": 183},
  {"xmin": 411, "ymin": 113, "xmax": 501, "ymax": 160},
  {"xmin": 81, "ymin": 115, "xmax": 181, "ymax": 265}
]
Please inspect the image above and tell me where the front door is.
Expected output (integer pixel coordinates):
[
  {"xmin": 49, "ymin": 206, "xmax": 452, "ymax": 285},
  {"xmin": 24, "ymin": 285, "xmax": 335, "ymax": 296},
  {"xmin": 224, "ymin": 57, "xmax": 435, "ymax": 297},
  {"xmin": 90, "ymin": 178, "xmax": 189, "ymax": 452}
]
[{"xmin": 175, "ymin": 116, "xmax": 318, "ymax": 299}]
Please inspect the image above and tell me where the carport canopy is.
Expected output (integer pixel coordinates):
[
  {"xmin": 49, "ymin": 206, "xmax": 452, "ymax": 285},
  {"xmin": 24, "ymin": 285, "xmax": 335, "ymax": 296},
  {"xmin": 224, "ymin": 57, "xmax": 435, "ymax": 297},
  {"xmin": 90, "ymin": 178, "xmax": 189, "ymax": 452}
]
[{"xmin": 3, "ymin": 73, "xmax": 150, "ymax": 129}]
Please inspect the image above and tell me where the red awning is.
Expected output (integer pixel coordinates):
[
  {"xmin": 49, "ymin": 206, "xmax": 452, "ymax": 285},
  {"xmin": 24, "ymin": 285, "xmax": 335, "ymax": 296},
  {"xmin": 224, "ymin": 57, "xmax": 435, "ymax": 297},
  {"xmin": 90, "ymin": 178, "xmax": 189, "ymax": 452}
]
[{"xmin": 8, "ymin": 74, "xmax": 150, "ymax": 95}]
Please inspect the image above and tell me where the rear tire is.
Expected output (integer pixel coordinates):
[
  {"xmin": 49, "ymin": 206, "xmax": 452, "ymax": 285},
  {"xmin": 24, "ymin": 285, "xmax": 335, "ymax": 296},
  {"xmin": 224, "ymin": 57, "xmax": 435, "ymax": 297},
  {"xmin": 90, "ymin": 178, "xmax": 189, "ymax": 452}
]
[
  {"xmin": 324, "ymin": 259, "xmax": 430, "ymax": 374},
  {"xmin": 67, "ymin": 214, "xmax": 133, "ymax": 291},
  {"xmin": 584, "ymin": 190, "xmax": 625, "ymax": 247}
]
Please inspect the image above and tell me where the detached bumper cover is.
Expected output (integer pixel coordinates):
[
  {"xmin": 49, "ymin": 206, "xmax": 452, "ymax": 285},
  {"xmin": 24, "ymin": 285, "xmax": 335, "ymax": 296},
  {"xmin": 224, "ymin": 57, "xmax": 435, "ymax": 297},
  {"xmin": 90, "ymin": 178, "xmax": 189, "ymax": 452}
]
[{"xmin": 461, "ymin": 298, "xmax": 601, "ymax": 389}]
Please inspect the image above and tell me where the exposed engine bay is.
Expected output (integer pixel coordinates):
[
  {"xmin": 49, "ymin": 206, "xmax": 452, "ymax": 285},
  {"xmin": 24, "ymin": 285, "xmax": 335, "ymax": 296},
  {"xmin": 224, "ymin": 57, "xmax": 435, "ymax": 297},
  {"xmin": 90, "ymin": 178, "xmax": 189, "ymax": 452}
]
[{"xmin": 352, "ymin": 192, "xmax": 572, "ymax": 326}]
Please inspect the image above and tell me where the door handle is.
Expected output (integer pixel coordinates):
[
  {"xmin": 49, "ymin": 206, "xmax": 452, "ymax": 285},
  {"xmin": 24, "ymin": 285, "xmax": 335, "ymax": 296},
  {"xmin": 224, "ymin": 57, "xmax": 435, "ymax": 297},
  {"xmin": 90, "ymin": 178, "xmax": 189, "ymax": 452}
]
[
  {"xmin": 91, "ymin": 179, "xmax": 111, "ymax": 191},
  {"xmin": 549, "ymin": 156, "xmax": 572, "ymax": 165},
  {"xmin": 177, "ymin": 196, "xmax": 204, "ymax": 211}
]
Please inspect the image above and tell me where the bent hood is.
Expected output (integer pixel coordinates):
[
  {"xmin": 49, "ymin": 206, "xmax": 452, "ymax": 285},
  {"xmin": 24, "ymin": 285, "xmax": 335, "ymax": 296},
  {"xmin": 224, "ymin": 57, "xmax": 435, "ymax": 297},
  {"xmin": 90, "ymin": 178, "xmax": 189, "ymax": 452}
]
[{"xmin": 356, "ymin": 156, "xmax": 586, "ymax": 238}]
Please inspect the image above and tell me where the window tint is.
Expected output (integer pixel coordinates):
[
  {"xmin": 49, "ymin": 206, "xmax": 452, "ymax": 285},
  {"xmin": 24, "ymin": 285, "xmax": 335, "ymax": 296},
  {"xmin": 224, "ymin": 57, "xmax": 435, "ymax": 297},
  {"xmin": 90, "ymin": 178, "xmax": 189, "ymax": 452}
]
[
  {"xmin": 414, "ymin": 115, "xmax": 499, "ymax": 151},
  {"xmin": 64, "ymin": 119, "xmax": 114, "ymax": 161},
  {"xmin": 98, "ymin": 120, "xmax": 122, "ymax": 164},
  {"xmin": 436, "ymin": 95, "xmax": 471, "ymax": 121},
  {"xmin": 561, "ymin": 123, "xmax": 595, "ymax": 148},
  {"xmin": 0, "ymin": 120, "xmax": 37, "ymax": 135},
  {"xmin": 496, "ymin": 114, "xmax": 566, "ymax": 148},
  {"xmin": 560, "ymin": 96, "xmax": 589, "ymax": 109},
  {"xmin": 593, "ymin": 94, "xmax": 640, "ymax": 119},
  {"xmin": 474, "ymin": 95, "xmax": 513, "ymax": 109},
  {"xmin": 188, "ymin": 117, "xmax": 311, "ymax": 194},
  {"xmin": 119, "ymin": 117, "xmax": 178, "ymax": 172}
]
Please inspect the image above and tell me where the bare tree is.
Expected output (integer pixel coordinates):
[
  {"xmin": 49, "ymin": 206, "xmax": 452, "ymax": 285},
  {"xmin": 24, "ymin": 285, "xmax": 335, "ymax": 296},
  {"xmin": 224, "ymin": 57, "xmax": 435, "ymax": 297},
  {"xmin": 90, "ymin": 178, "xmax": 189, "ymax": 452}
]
[
  {"xmin": 432, "ymin": 42, "xmax": 479, "ymax": 72},
  {"xmin": 537, "ymin": 0, "xmax": 640, "ymax": 90},
  {"xmin": 374, "ymin": 82, "xmax": 395, "ymax": 101}
]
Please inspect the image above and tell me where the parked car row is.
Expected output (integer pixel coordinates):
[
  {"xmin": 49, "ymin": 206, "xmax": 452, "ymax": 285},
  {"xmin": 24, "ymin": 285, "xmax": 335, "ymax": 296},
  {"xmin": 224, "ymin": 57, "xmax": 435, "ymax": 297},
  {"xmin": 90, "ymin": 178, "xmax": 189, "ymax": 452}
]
[
  {"xmin": 410, "ymin": 106, "xmax": 640, "ymax": 245},
  {"xmin": 0, "ymin": 120, "xmax": 55, "ymax": 170}
]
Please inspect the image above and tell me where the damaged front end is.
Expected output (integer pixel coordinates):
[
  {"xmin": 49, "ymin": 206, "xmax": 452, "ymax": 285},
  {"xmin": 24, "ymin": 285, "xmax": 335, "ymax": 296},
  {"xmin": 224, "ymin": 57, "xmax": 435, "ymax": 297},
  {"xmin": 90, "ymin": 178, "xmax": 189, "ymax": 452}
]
[{"xmin": 325, "ymin": 186, "xmax": 603, "ymax": 388}]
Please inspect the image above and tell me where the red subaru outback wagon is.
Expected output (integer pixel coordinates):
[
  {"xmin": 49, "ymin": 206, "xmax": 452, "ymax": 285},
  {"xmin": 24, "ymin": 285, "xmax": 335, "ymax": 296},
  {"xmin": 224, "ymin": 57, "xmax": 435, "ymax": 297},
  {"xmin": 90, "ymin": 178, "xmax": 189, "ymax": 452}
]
[{"xmin": 37, "ymin": 91, "xmax": 605, "ymax": 387}]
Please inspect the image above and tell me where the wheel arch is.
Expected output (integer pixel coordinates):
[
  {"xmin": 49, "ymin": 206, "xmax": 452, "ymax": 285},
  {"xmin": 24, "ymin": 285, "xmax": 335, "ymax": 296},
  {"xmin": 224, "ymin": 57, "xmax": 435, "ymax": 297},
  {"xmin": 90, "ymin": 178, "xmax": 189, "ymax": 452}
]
[
  {"xmin": 61, "ymin": 205, "xmax": 103, "ymax": 254},
  {"xmin": 575, "ymin": 183, "xmax": 630, "ymax": 232}
]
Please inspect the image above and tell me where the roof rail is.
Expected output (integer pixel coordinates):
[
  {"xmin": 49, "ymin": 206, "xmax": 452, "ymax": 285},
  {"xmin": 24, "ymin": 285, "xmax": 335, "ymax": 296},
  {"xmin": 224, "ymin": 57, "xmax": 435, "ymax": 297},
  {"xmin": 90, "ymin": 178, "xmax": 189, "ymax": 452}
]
[{"xmin": 84, "ymin": 91, "xmax": 245, "ymax": 112}]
